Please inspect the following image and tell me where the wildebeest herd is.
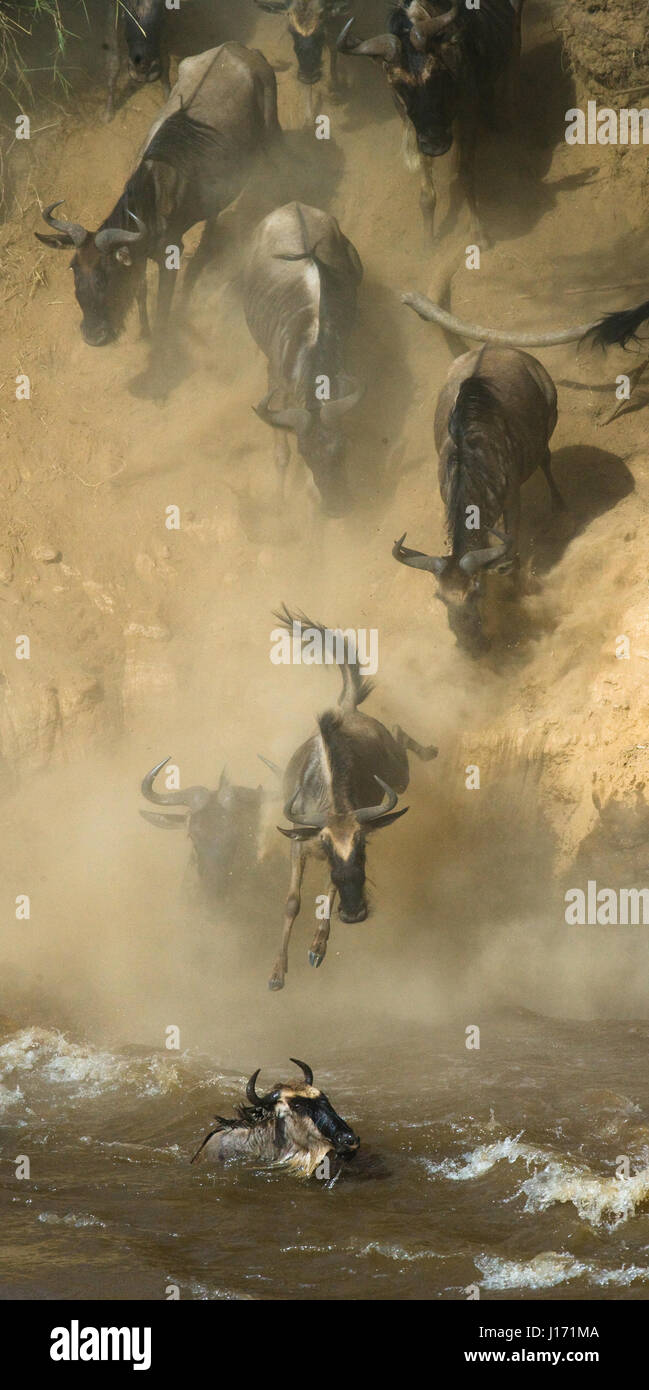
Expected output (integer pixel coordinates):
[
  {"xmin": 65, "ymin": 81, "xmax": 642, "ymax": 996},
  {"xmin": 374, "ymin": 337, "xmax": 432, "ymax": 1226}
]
[{"xmin": 33, "ymin": 1, "xmax": 641, "ymax": 1172}]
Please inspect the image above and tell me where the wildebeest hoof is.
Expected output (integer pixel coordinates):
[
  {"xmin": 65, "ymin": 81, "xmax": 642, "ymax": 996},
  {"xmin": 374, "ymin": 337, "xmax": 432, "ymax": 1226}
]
[
  {"xmin": 309, "ymin": 949, "xmax": 324, "ymax": 968},
  {"xmin": 421, "ymin": 744, "xmax": 438, "ymax": 760},
  {"xmin": 268, "ymin": 975, "xmax": 285, "ymax": 991}
]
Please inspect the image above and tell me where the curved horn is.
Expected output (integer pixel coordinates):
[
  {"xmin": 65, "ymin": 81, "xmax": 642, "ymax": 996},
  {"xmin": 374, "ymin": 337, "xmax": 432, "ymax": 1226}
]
[
  {"xmin": 410, "ymin": 0, "xmax": 461, "ymax": 49},
  {"xmin": 459, "ymin": 532, "xmax": 514, "ymax": 576},
  {"xmin": 402, "ymin": 292, "xmax": 593, "ymax": 347},
  {"xmin": 140, "ymin": 756, "xmax": 212, "ymax": 813},
  {"xmin": 319, "ymin": 377, "xmax": 365, "ymax": 427},
  {"xmin": 356, "ymin": 775, "xmax": 399, "ymax": 824},
  {"xmin": 254, "ymin": 393, "xmax": 313, "ymax": 437},
  {"xmin": 393, "ymin": 533, "xmax": 453, "ymax": 578},
  {"xmin": 246, "ymin": 1068, "xmax": 267, "ymax": 1107},
  {"xmin": 41, "ymin": 200, "xmax": 88, "ymax": 247},
  {"xmin": 283, "ymin": 789, "xmax": 327, "ymax": 829},
  {"xmin": 337, "ymin": 17, "xmax": 401, "ymax": 62},
  {"xmin": 290, "ymin": 1057, "xmax": 314, "ymax": 1086},
  {"xmin": 94, "ymin": 212, "xmax": 146, "ymax": 253}
]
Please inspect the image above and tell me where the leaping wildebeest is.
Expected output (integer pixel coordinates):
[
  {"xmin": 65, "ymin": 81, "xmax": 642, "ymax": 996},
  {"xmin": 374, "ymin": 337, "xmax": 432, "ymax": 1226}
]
[
  {"xmin": 140, "ymin": 756, "xmax": 265, "ymax": 902},
  {"xmin": 35, "ymin": 44, "xmax": 281, "ymax": 348},
  {"xmin": 244, "ymin": 201, "xmax": 364, "ymax": 516},
  {"xmin": 103, "ymin": 0, "xmax": 171, "ymax": 123},
  {"xmin": 191, "ymin": 1058, "xmax": 360, "ymax": 1173},
  {"xmin": 263, "ymin": 606, "xmax": 437, "ymax": 990},
  {"xmin": 337, "ymin": 0, "xmax": 526, "ymax": 238},
  {"xmin": 392, "ymin": 344, "xmax": 560, "ymax": 655},
  {"xmin": 254, "ymin": 0, "xmax": 350, "ymax": 119}
]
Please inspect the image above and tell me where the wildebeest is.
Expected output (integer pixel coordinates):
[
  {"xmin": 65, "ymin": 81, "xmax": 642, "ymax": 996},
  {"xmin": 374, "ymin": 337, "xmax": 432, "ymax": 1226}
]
[
  {"xmin": 244, "ymin": 202, "xmax": 364, "ymax": 515},
  {"xmin": 254, "ymin": 0, "xmax": 350, "ymax": 118},
  {"xmin": 264, "ymin": 606, "xmax": 437, "ymax": 989},
  {"xmin": 191, "ymin": 1058, "xmax": 360, "ymax": 1174},
  {"xmin": 393, "ymin": 345, "xmax": 560, "ymax": 654},
  {"xmin": 35, "ymin": 44, "xmax": 281, "ymax": 348},
  {"xmin": 103, "ymin": 0, "xmax": 170, "ymax": 123},
  {"xmin": 140, "ymin": 756, "xmax": 265, "ymax": 901},
  {"xmin": 337, "ymin": 0, "xmax": 526, "ymax": 238}
]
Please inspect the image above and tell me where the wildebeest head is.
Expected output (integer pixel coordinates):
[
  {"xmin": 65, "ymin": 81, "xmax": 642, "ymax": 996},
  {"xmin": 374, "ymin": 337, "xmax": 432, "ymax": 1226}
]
[
  {"xmin": 392, "ymin": 530, "xmax": 515, "ymax": 655},
  {"xmin": 140, "ymin": 756, "xmax": 264, "ymax": 895},
  {"xmin": 123, "ymin": 0, "xmax": 165, "ymax": 85},
  {"xmin": 338, "ymin": 2, "xmax": 464, "ymax": 158},
  {"xmin": 255, "ymin": 377, "xmax": 363, "ymax": 516},
  {"xmin": 278, "ymin": 771, "xmax": 408, "ymax": 923},
  {"xmin": 255, "ymin": 0, "xmax": 349, "ymax": 85},
  {"xmin": 246, "ymin": 1058, "xmax": 360, "ymax": 1160},
  {"xmin": 35, "ymin": 202, "xmax": 146, "ymax": 346}
]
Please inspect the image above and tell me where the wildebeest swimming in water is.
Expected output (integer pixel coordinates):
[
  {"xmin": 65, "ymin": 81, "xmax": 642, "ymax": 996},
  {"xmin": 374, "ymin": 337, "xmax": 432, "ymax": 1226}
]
[
  {"xmin": 191, "ymin": 1058, "xmax": 360, "ymax": 1174},
  {"xmin": 140, "ymin": 756, "xmax": 265, "ymax": 903},
  {"xmin": 393, "ymin": 345, "xmax": 560, "ymax": 656},
  {"xmin": 35, "ymin": 44, "xmax": 281, "ymax": 350},
  {"xmin": 254, "ymin": 0, "xmax": 351, "ymax": 121},
  {"xmin": 103, "ymin": 0, "xmax": 171, "ymax": 123},
  {"xmin": 264, "ymin": 606, "xmax": 437, "ymax": 990},
  {"xmin": 244, "ymin": 201, "xmax": 364, "ymax": 516},
  {"xmin": 337, "ymin": 0, "xmax": 526, "ymax": 239}
]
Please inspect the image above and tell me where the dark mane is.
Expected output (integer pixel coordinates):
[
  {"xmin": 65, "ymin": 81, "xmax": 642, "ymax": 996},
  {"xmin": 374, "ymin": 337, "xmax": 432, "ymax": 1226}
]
[
  {"xmin": 143, "ymin": 108, "xmax": 230, "ymax": 172},
  {"xmin": 446, "ymin": 376, "xmax": 514, "ymax": 553},
  {"xmin": 318, "ymin": 709, "xmax": 356, "ymax": 813},
  {"xmin": 98, "ymin": 110, "xmax": 230, "ymax": 236}
]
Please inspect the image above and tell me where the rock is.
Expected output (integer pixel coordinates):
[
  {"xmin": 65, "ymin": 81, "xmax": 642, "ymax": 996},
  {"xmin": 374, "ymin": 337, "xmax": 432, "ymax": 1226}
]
[{"xmin": 32, "ymin": 545, "xmax": 62, "ymax": 564}]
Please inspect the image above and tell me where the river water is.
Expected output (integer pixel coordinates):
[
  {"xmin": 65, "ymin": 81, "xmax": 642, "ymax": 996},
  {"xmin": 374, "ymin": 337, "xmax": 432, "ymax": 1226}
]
[{"xmin": 3, "ymin": 1009, "xmax": 649, "ymax": 1300}]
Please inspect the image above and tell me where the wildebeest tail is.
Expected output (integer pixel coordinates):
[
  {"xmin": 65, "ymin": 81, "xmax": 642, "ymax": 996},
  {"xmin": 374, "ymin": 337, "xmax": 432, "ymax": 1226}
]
[
  {"xmin": 581, "ymin": 299, "xmax": 649, "ymax": 351},
  {"xmin": 273, "ymin": 603, "xmax": 374, "ymax": 708},
  {"xmin": 447, "ymin": 377, "xmax": 511, "ymax": 552},
  {"xmin": 189, "ymin": 1116, "xmax": 232, "ymax": 1164}
]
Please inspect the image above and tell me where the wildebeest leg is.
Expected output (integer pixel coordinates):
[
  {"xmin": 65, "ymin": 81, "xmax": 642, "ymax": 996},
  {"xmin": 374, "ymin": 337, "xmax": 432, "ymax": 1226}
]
[
  {"xmin": 506, "ymin": 0, "xmax": 524, "ymax": 115},
  {"xmin": 160, "ymin": 42, "xmax": 171, "ymax": 99},
  {"xmin": 136, "ymin": 274, "xmax": 150, "ymax": 339},
  {"xmin": 501, "ymin": 493, "xmax": 522, "ymax": 592},
  {"xmin": 182, "ymin": 217, "xmax": 221, "ymax": 299},
  {"xmin": 393, "ymin": 725, "xmax": 438, "ymax": 761},
  {"xmin": 269, "ymin": 841, "xmax": 306, "ymax": 991},
  {"xmin": 419, "ymin": 155, "xmax": 437, "ymax": 239},
  {"xmin": 328, "ymin": 39, "xmax": 346, "ymax": 98},
  {"xmin": 329, "ymin": 40, "xmax": 339, "ymax": 89},
  {"xmin": 274, "ymin": 430, "xmax": 291, "ymax": 499},
  {"xmin": 302, "ymin": 82, "xmax": 315, "ymax": 126},
  {"xmin": 153, "ymin": 259, "xmax": 178, "ymax": 335},
  {"xmin": 541, "ymin": 450, "xmax": 565, "ymax": 511},
  {"xmin": 458, "ymin": 118, "xmax": 485, "ymax": 245},
  {"xmin": 309, "ymin": 885, "xmax": 336, "ymax": 969},
  {"xmin": 103, "ymin": 6, "xmax": 120, "ymax": 123}
]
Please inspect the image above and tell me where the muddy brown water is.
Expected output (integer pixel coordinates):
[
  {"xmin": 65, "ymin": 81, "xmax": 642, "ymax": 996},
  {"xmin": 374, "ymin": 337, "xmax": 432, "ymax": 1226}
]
[
  {"xmin": 3, "ymin": 0, "xmax": 649, "ymax": 1302},
  {"xmin": 3, "ymin": 1010, "xmax": 649, "ymax": 1300}
]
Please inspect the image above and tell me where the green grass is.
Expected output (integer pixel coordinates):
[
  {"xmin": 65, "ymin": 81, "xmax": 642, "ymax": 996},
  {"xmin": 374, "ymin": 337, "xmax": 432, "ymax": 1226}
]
[{"xmin": 0, "ymin": 1, "xmax": 89, "ymax": 102}]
